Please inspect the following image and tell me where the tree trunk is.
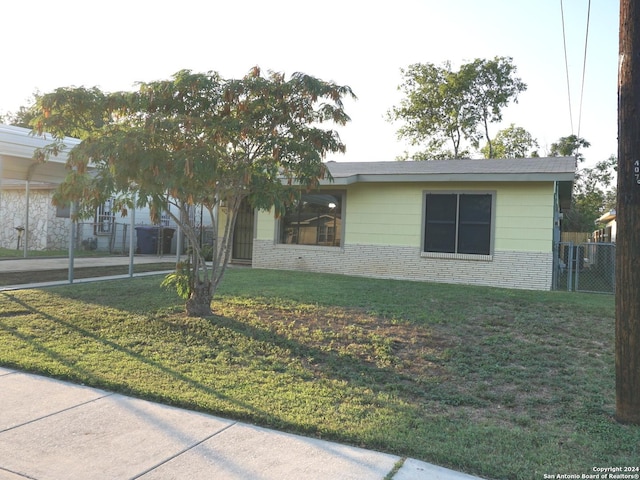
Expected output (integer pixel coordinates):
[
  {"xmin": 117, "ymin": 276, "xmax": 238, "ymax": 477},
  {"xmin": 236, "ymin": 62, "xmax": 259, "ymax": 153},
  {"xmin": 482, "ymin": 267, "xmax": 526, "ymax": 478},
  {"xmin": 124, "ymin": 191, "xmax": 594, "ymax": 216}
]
[
  {"xmin": 616, "ymin": 0, "xmax": 640, "ymax": 425},
  {"xmin": 484, "ymin": 115, "xmax": 493, "ymax": 158},
  {"xmin": 185, "ymin": 281, "xmax": 213, "ymax": 317}
]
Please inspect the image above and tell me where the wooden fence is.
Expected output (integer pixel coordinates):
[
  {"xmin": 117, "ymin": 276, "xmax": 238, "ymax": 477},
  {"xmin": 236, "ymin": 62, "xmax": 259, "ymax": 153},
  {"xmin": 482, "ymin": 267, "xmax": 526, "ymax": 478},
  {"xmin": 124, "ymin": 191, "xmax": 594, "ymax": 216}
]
[{"xmin": 561, "ymin": 232, "xmax": 591, "ymax": 244}]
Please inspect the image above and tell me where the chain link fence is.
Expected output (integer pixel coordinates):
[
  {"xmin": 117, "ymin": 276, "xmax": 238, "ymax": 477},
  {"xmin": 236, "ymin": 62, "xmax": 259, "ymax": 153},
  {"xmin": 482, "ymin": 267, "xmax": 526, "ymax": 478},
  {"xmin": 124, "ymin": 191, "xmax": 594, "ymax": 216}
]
[
  {"xmin": 75, "ymin": 222, "xmax": 217, "ymax": 257},
  {"xmin": 554, "ymin": 242, "xmax": 615, "ymax": 294},
  {"xmin": 75, "ymin": 222, "xmax": 132, "ymax": 254},
  {"xmin": 75, "ymin": 222, "xmax": 180, "ymax": 255}
]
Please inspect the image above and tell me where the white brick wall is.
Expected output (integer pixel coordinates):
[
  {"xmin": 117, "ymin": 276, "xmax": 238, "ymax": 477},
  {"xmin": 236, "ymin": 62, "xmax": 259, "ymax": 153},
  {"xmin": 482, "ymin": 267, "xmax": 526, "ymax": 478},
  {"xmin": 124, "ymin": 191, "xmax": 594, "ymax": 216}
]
[
  {"xmin": 0, "ymin": 189, "xmax": 70, "ymax": 250},
  {"xmin": 252, "ymin": 240, "xmax": 553, "ymax": 291}
]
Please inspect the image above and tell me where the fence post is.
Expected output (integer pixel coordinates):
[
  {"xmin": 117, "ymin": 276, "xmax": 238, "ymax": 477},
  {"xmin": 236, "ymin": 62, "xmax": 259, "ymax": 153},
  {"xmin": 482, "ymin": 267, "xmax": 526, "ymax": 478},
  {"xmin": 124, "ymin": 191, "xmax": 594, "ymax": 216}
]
[
  {"xmin": 575, "ymin": 244, "xmax": 581, "ymax": 292},
  {"xmin": 552, "ymin": 241, "xmax": 559, "ymax": 290},
  {"xmin": 567, "ymin": 242, "xmax": 574, "ymax": 292}
]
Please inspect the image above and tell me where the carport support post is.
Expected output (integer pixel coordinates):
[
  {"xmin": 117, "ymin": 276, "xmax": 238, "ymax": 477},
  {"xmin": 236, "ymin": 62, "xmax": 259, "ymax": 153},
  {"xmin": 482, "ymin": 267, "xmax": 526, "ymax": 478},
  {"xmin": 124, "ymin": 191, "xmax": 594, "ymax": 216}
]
[
  {"xmin": 128, "ymin": 194, "xmax": 136, "ymax": 277},
  {"xmin": 175, "ymin": 224, "xmax": 182, "ymax": 263},
  {"xmin": 68, "ymin": 201, "xmax": 76, "ymax": 283},
  {"xmin": 616, "ymin": 0, "xmax": 640, "ymax": 425},
  {"xmin": 176, "ymin": 207, "xmax": 184, "ymax": 264}
]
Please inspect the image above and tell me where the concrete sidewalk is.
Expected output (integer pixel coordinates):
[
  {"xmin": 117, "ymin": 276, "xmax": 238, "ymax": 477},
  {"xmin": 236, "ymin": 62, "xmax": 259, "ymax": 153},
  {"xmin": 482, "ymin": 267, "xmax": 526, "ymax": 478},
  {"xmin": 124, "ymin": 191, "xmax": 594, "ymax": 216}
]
[{"xmin": 0, "ymin": 368, "xmax": 484, "ymax": 480}]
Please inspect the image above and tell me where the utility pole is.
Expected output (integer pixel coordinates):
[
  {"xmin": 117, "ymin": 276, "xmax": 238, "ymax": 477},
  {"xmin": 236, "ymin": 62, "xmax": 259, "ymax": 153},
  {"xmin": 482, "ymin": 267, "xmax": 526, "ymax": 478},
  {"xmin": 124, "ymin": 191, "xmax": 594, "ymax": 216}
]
[{"xmin": 616, "ymin": 0, "xmax": 640, "ymax": 425}]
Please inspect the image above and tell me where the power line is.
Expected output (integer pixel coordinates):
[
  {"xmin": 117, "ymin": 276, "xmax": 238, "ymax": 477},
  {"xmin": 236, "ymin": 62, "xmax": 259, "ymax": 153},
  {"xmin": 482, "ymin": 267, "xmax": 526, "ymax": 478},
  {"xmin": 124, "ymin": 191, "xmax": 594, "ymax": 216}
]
[
  {"xmin": 577, "ymin": 0, "xmax": 592, "ymax": 139},
  {"xmin": 560, "ymin": 0, "xmax": 574, "ymax": 135},
  {"xmin": 559, "ymin": 0, "xmax": 592, "ymax": 152}
]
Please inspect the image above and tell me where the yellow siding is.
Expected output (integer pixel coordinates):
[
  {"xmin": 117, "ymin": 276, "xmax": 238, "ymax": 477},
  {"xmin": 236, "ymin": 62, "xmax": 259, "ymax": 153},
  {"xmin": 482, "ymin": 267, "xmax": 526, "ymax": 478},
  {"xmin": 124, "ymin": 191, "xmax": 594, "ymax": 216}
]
[
  {"xmin": 345, "ymin": 182, "xmax": 555, "ymax": 252},
  {"xmin": 345, "ymin": 183, "xmax": 422, "ymax": 245},
  {"xmin": 255, "ymin": 181, "xmax": 556, "ymax": 253},
  {"xmin": 494, "ymin": 183, "xmax": 554, "ymax": 251},
  {"xmin": 256, "ymin": 207, "xmax": 276, "ymax": 241},
  {"xmin": 217, "ymin": 208, "xmax": 228, "ymax": 239}
]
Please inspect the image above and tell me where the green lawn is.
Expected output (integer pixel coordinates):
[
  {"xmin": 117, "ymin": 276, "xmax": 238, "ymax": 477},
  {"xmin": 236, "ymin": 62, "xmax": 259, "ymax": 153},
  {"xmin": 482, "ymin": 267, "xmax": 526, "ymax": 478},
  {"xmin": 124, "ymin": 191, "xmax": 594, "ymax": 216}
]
[{"xmin": 0, "ymin": 269, "xmax": 636, "ymax": 479}]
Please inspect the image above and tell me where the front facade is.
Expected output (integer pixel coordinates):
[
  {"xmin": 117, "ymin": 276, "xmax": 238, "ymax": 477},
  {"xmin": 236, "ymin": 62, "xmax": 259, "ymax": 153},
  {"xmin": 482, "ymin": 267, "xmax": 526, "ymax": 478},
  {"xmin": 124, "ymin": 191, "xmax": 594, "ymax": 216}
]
[
  {"xmin": 253, "ymin": 158, "xmax": 575, "ymax": 291},
  {"xmin": 1, "ymin": 123, "xmax": 576, "ymax": 289}
]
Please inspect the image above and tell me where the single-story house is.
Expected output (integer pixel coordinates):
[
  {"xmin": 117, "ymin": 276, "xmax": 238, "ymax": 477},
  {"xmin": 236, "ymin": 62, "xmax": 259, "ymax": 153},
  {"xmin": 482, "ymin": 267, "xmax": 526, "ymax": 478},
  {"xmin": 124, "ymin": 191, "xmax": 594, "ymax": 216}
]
[
  {"xmin": 252, "ymin": 158, "xmax": 576, "ymax": 291},
  {"xmin": 3, "ymin": 123, "xmax": 576, "ymax": 290}
]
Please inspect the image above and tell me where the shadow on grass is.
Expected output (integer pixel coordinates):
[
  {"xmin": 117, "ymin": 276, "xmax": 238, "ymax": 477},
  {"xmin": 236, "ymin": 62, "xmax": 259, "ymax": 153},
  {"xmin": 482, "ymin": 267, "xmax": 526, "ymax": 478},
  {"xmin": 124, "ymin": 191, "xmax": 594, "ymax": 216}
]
[
  {"xmin": 0, "ymin": 292, "xmax": 291, "ymax": 428},
  {"xmin": 0, "ymin": 288, "xmax": 445, "ymax": 445}
]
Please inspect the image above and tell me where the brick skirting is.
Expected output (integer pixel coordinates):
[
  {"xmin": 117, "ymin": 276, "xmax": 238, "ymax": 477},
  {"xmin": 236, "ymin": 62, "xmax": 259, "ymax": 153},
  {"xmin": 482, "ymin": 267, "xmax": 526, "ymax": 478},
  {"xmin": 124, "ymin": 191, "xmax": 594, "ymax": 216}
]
[{"xmin": 252, "ymin": 240, "xmax": 553, "ymax": 291}]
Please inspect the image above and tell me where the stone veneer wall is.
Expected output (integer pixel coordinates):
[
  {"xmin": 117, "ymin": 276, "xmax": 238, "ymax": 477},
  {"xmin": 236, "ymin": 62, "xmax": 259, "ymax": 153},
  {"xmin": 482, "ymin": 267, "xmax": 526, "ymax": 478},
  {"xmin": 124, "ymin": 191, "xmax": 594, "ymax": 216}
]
[
  {"xmin": 0, "ymin": 189, "xmax": 70, "ymax": 250},
  {"xmin": 252, "ymin": 240, "xmax": 554, "ymax": 291}
]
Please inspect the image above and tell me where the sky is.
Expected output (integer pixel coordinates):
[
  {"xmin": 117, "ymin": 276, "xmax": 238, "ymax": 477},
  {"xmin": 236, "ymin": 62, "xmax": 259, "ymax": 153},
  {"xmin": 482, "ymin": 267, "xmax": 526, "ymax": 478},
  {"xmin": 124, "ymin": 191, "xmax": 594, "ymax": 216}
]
[{"xmin": 1, "ymin": 0, "xmax": 619, "ymax": 167}]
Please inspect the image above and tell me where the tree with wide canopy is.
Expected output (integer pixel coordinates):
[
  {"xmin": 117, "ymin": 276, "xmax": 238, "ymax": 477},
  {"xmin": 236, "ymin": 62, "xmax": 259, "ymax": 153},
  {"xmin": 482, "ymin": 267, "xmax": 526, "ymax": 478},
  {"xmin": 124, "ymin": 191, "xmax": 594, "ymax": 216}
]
[
  {"xmin": 32, "ymin": 67, "xmax": 356, "ymax": 316},
  {"xmin": 388, "ymin": 57, "xmax": 526, "ymax": 160}
]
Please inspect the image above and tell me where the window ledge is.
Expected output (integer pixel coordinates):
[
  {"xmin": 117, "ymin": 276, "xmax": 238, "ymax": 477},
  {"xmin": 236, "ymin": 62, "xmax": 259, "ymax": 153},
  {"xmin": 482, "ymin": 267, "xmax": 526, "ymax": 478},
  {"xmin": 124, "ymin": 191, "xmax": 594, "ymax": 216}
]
[
  {"xmin": 276, "ymin": 243, "xmax": 343, "ymax": 251},
  {"xmin": 421, "ymin": 252, "xmax": 493, "ymax": 262}
]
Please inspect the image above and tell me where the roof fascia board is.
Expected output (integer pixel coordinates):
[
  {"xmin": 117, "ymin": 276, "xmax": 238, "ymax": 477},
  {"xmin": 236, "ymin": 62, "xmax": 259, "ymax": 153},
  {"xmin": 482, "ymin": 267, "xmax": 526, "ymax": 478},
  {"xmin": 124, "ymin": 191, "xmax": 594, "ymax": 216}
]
[
  {"xmin": 322, "ymin": 175, "xmax": 359, "ymax": 185},
  {"xmin": 0, "ymin": 181, "xmax": 57, "ymax": 190},
  {"xmin": 318, "ymin": 172, "xmax": 575, "ymax": 185},
  {"xmin": 0, "ymin": 124, "xmax": 80, "ymax": 162}
]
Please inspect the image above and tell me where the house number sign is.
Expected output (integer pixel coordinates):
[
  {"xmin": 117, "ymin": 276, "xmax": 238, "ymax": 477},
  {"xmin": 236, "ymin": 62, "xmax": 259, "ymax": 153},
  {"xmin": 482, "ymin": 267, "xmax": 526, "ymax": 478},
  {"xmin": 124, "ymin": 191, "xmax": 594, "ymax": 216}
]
[{"xmin": 635, "ymin": 160, "xmax": 640, "ymax": 185}]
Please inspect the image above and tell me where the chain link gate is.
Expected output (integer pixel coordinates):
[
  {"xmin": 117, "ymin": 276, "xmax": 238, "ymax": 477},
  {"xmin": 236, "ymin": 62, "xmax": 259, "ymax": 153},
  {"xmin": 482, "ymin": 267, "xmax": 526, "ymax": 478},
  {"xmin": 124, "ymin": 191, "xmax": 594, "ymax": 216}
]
[{"xmin": 554, "ymin": 242, "xmax": 615, "ymax": 294}]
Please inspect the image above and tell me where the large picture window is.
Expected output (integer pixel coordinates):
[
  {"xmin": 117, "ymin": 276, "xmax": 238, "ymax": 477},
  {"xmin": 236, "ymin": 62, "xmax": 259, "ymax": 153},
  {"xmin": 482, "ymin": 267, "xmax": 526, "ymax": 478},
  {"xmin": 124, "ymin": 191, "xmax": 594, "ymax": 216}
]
[
  {"xmin": 280, "ymin": 192, "xmax": 343, "ymax": 246},
  {"xmin": 423, "ymin": 192, "xmax": 493, "ymax": 255}
]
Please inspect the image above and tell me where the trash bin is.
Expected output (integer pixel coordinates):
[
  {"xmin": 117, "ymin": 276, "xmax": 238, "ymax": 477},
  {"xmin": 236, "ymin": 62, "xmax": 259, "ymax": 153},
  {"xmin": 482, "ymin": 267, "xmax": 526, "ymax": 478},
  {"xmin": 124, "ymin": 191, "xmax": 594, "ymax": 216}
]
[
  {"xmin": 135, "ymin": 226, "xmax": 176, "ymax": 254},
  {"xmin": 135, "ymin": 226, "xmax": 158, "ymax": 254},
  {"xmin": 161, "ymin": 228, "xmax": 175, "ymax": 254}
]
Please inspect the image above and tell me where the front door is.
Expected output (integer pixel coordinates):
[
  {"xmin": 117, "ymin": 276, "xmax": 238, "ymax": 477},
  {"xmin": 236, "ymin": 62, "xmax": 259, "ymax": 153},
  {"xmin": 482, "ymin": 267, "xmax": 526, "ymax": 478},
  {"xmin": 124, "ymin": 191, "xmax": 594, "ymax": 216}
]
[{"xmin": 232, "ymin": 198, "xmax": 254, "ymax": 262}]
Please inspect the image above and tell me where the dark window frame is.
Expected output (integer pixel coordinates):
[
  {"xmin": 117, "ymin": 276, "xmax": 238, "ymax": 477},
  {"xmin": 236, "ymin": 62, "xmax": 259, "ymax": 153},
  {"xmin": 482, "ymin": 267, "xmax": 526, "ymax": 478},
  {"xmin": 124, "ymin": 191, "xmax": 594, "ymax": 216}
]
[
  {"xmin": 279, "ymin": 191, "xmax": 345, "ymax": 247},
  {"xmin": 422, "ymin": 191, "xmax": 495, "ymax": 256}
]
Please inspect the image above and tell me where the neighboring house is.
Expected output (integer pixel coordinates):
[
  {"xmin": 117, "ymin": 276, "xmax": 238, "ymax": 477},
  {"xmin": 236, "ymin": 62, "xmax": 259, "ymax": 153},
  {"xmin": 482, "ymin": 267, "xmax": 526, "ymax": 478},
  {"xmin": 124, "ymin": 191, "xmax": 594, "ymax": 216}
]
[
  {"xmin": 0, "ymin": 123, "xmax": 253, "ymax": 259},
  {"xmin": 0, "ymin": 182, "xmax": 179, "ymax": 253},
  {"xmin": 594, "ymin": 210, "xmax": 616, "ymax": 243},
  {"xmin": 0, "ymin": 124, "xmax": 179, "ymax": 254},
  {"xmin": 252, "ymin": 158, "xmax": 576, "ymax": 291}
]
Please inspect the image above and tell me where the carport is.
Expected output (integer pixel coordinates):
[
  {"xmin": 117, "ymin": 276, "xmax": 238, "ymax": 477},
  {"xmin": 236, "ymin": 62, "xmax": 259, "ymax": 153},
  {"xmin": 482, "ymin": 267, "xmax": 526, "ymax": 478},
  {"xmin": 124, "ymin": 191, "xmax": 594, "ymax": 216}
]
[
  {"xmin": 0, "ymin": 124, "xmax": 79, "ymax": 257},
  {"xmin": 0, "ymin": 124, "xmax": 138, "ymax": 281}
]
